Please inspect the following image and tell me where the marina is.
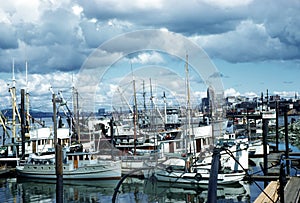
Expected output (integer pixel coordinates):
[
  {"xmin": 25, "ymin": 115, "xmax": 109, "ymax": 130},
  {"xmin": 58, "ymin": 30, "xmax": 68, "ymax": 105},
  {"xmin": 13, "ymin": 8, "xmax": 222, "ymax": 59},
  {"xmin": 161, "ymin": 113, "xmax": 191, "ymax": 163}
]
[
  {"xmin": 0, "ymin": 29, "xmax": 300, "ymax": 203},
  {"xmin": 0, "ymin": 100, "xmax": 299, "ymax": 202},
  {"xmin": 0, "ymin": 1, "xmax": 300, "ymax": 202}
]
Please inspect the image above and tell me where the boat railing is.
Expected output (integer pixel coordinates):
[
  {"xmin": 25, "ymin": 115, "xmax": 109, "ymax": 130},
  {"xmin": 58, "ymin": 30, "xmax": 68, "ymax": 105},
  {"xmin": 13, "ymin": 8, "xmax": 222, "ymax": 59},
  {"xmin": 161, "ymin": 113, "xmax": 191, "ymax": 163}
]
[{"xmin": 120, "ymin": 154, "xmax": 160, "ymax": 162}]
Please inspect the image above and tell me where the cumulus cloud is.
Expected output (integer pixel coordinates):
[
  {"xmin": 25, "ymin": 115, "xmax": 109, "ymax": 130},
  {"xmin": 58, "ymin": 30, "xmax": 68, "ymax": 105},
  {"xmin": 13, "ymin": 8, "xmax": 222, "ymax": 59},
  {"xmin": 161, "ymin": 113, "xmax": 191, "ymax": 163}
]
[
  {"xmin": 0, "ymin": 0, "xmax": 299, "ymax": 112},
  {"xmin": 130, "ymin": 52, "xmax": 164, "ymax": 64},
  {"xmin": 1, "ymin": 0, "xmax": 300, "ymax": 73},
  {"xmin": 224, "ymin": 88, "xmax": 240, "ymax": 97}
]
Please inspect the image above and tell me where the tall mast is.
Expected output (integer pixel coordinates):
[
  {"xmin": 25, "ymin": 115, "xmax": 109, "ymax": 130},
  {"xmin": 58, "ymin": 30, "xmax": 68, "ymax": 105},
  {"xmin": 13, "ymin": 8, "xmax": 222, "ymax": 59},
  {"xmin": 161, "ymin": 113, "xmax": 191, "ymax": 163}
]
[
  {"xmin": 11, "ymin": 59, "xmax": 17, "ymax": 140},
  {"xmin": 149, "ymin": 78, "xmax": 154, "ymax": 130},
  {"xmin": 72, "ymin": 75, "xmax": 80, "ymax": 143},
  {"xmin": 185, "ymin": 53, "xmax": 192, "ymax": 153},
  {"xmin": 131, "ymin": 63, "xmax": 137, "ymax": 155},
  {"xmin": 143, "ymin": 80, "xmax": 146, "ymax": 111},
  {"xmin": 163, "ymin": 91, "xmax": 167, "ymax": 125},
  {"xmin": 25, "ymin": 61, "xmax": 30, "ymax": 131}
]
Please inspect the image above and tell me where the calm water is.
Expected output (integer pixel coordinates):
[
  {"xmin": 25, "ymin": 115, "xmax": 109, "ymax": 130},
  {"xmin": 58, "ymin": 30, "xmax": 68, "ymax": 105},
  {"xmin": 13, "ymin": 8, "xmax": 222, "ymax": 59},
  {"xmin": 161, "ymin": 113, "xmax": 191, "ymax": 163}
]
[
  {"xmin": 1, "ymin": 116, "xmax": 299, "ymax": 202},
  {"xmin": 1, "ymin": 176, "xmax": 254, "ymax": 203},
  {"xmin": 2, "ymin": 143, "xmax": 300, "ymax": 203}
]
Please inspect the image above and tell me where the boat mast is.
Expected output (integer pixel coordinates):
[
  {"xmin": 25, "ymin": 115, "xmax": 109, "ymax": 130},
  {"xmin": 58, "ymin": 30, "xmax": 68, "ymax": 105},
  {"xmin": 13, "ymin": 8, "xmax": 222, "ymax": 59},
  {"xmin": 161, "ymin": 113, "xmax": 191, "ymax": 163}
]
[
  {"xmin": 11, "ymin": 59, "xmax": 17, "ymax": 141},
  {"xmin": 185, "ymin": 53, "xmax": 192, "ymax": 154},
  {"xmin": 143, "ymin": 80, "xmax": 146, "ymax": 112},
  {"xmin": 163, "ymin": 91, "xmax": 167, "ymax": 125},
  {"xmin": 25, "ymin": 61, "xmax": 30, "ymax": 132},
  {"xmin": 72, "ymin": 75, "xmax": 80, "ymax": 143},
  {"xmin": 131, "ymin": 63, "xmax": 137, "ymax": 155}
]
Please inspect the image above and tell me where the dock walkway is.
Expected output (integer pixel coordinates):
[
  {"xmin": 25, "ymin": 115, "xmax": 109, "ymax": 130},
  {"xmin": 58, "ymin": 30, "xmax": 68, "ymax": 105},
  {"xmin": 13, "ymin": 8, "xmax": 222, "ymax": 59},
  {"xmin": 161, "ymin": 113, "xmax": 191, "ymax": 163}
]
[
  {"xmin": 254, "ymin": 177, "xmax": 300, "ymax": 203},
  {"xmin": 254, "ymin": 181, "xmax": 279, "ymax": 203}
]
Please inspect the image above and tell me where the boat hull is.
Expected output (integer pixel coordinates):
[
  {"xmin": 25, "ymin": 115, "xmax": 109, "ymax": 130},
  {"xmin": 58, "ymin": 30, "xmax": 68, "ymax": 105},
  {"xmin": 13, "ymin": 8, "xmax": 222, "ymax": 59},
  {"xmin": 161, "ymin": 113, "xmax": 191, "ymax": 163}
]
[
  {"xmin": 144, "ymin": 168, "xmax": 245, "ymax": 186},
  {"xmin": 16, "ymin": 160, "xmax": 121, "ymax": 180}
]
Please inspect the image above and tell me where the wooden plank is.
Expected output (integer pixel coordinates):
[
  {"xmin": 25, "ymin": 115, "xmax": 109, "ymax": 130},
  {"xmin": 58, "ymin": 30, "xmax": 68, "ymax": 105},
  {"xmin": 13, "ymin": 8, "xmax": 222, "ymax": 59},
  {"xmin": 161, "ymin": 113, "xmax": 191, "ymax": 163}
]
[
  {"xmin": 254, "ymin": 181, "xmax": 279, "ymax": 203},
  {"xmin": 285, "ymin": 177, "xmax": 300, "ymax": 203}
]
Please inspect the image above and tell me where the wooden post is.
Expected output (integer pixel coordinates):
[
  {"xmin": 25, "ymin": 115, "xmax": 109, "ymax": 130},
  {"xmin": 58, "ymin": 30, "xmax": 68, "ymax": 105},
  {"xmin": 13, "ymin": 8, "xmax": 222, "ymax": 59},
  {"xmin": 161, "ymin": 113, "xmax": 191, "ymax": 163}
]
[
  {"xmin": 53, "ymin": 93, "xmax": 63, "ymax": 203},
  {"xmin": 110, "ymin": 117, "xmax": 114, "ymax": 158},
  {"xmin": 275, "ymin": 100, "xmax": 279, "ymax": 152},
  {"xmin": 279, "ymin": 163, "xmax": 286, "ymax": 203},
  {"xmin": 207, "ymin": 148, "xmax": 221, "ymax": 203},
  {"xmin": 284, "ymin": 108, "xmax": 290, "ymax": 176},
  {"xmin": 56, "ymin": 142, "xmax": 63, "ymax": 202},
  {"xmin": 21, "ymin": 89, "xmax": 26, "ymax": 160},
  {"xmin": 262, "ymin": 118, "xmax": 268, "ymax": 188}
]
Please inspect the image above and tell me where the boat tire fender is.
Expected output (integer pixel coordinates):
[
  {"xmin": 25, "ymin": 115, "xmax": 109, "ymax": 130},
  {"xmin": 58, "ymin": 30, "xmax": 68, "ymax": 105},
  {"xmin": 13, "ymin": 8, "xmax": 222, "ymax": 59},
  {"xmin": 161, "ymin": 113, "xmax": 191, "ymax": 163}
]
[
  {"xmin": 195, "ymin": 173, "xmax": 202, "ymax": 181},
  {"xmin": 166, "ymin": 166, "xmax": 173, "ymax": 173}
]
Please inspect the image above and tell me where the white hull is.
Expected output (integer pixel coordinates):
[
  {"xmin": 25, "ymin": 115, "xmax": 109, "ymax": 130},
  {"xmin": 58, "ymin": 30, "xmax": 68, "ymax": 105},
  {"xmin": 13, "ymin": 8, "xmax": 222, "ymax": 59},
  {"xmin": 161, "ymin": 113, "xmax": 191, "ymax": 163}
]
[
  {"xmin": 144, "ymin": 168, "xmax": 245, "ymax": 185},
  {"xmin": 16, "ymin": 157, "xmax": 121, "ymax": 180}
]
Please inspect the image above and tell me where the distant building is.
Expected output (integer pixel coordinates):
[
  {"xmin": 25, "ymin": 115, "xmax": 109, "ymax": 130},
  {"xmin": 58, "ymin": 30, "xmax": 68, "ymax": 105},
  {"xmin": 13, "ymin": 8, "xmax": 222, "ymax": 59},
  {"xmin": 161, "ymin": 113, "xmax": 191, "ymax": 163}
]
[{"xmin": 98, "ymin": 108, "xmax": 105, "ymax": 116}]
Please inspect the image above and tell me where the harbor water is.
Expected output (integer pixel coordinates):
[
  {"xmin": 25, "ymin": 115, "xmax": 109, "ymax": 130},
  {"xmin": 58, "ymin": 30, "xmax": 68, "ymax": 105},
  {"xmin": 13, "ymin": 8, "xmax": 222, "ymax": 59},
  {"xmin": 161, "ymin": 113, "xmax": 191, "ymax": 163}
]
[
  {"xmin": 1, "ymin": 116, "xmax": 300, "ymax": 202},
  {"xmin": 0, "ymin": 176, "xmax": 252, "ymax": 202},
  {"xmin": 1, "ymin": 142, "xmax": 300, "ymax": 202}
]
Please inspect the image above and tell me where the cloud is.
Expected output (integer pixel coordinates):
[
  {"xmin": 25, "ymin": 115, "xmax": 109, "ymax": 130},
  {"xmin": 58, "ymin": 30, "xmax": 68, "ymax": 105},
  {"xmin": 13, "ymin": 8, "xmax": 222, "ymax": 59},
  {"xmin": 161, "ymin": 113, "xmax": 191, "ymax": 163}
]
[
  {"xmin": 130, "ymin": 52, "xmax": 164, "ymax": 64},
  {"xmin": 224, "ymin": 88, "xmax": 240, "ymax": 97},
  {"xmin": 1, "ymin": 0, "xmax": 300, "ymax": 74},
  {"xmin": 0, "ymin": 0, "xmax": 299, "ymax": 113},
  {"xmin": 193, "ymin": 19, "xmax": 300, "ymax": 62},
  {"xmin": 0, "ymin": 23, "xmax": 18, "ymax": 49}
]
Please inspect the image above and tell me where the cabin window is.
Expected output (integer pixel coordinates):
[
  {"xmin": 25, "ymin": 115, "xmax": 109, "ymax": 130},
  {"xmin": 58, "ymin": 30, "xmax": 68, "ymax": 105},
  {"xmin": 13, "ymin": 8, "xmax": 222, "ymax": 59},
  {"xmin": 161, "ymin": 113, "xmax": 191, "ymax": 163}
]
[{"xmin": 195, "ymin": 139, "xmax": 202, "ymax": 152}]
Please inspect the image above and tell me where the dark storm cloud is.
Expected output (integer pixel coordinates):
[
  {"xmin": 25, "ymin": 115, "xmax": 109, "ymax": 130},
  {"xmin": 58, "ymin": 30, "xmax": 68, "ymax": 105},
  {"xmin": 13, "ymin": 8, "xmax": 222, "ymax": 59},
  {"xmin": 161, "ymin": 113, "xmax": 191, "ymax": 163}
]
[
  {"xmin": 1, "ymin": 0, "xmax": 300, "ymax": 75},
  {"xmin": 78, "ymin": 0, "xmax": 244, "ymax": 35},
  {"xmin": 0, "ymin": 23, "xmax": 18, "ymax": 49},
  {"xmin": 0, "ymin": 5, "xmax": 88, "ymax": 74},
  {"xmin": 78, "ymin": 0, "xmax": 300, "ymax": 63}
]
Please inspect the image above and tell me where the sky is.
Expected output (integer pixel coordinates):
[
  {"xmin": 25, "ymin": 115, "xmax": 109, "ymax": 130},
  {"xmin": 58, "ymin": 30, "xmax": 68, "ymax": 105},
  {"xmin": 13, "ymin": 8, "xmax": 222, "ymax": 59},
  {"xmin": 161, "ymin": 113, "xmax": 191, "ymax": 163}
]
[{"xmin": 0, "ymin": 0, "xmax": 300, "ymax": 113}]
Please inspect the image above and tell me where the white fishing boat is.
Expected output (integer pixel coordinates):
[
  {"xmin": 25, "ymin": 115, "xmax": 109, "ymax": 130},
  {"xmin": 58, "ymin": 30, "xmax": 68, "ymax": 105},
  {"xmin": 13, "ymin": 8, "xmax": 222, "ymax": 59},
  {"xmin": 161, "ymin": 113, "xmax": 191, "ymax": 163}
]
[
  {"xmin": 143, "ymin": 130, "xmax": 249, "ymax": 186},
  {"xmin": 16, "ymin": 150, "xmax": 121, "ymax": 180},
  {"xmin": 143, "ymin": 154, "xmax": 246, "ymax": 186}
]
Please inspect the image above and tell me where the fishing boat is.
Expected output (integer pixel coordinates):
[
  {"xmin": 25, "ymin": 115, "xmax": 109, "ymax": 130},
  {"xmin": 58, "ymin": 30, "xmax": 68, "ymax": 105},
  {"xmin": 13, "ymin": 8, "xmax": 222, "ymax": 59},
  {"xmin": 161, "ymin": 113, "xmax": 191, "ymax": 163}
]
[
  {"xmin": 143, "ymin": 152, "xmax": 246, "ymax": 186},
  {"xmin": 16, "ymin": 149, "xmax": 121, "ymax": 180},
  {"xmin": 143, "ymin": 124, "xmax": 249, "ymax": 186}
]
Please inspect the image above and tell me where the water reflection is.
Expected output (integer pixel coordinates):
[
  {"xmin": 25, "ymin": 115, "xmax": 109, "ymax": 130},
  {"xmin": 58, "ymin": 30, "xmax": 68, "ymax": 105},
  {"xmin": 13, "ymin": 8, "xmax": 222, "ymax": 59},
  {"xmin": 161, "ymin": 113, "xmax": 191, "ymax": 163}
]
[
  {"xmin": 17, "ymin": 178, "xmax": 118, "ymax": 202},
  {"xmin": 144, "ymin": 177, "xmax": 251, "ymax": 202},
  {"xmin": 0, "ymin": 177, "xmax": 251, "ymax": 203}
]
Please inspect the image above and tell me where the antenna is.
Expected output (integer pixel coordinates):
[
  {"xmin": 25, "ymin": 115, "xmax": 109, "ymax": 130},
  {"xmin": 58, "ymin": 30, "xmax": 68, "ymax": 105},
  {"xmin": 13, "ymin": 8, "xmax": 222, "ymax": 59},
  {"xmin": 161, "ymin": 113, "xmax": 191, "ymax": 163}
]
[
  {"xmin": 25, "ymin": 60, "xmax": 28, "ymax": 93},
  {"xmin": 12, "ymin": 58, "xmax": 16, "ymax": 87}
]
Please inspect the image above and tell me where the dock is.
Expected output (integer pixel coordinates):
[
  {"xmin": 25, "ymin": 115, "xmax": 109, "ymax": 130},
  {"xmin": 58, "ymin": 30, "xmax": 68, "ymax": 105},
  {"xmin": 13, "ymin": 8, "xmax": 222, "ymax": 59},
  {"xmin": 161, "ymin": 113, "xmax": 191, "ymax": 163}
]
[
  {"xmin": 254, "ymin": 181, "xmax": 279, "ymax": 203},
  {"xmin": 284, "ymin": 177, "xmax": 300, "ymax": 203},
  {"xmin": 254, "ymin": 177, "xmax": 300, "ymax": 203}
]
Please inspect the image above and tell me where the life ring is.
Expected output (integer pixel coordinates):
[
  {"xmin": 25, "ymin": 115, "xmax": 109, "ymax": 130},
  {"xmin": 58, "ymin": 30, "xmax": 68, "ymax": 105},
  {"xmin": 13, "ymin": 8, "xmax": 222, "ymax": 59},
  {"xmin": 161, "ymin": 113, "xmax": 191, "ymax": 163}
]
[{"xmin": 194, "ymin": 173, "xmax": 202, "ymax": 181}]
